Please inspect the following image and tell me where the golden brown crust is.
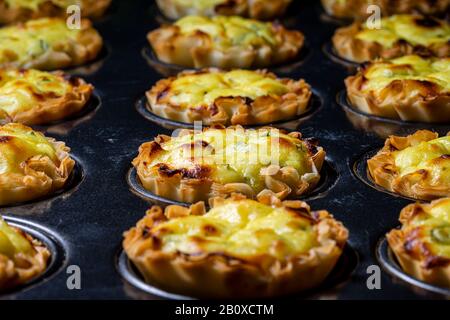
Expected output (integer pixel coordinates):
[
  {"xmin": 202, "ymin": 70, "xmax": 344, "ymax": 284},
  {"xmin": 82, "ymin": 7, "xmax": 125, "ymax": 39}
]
[
  {"xmin": 332, "ymin": 20, "xmax": 450, "ymax": 63},
  {"xmin": 0, "ymin": 70, "xmax": 93, "ymax": 125},
  {"xmin": 0, "ymin": 0, "xmax": 111, "ymax": 24},
  {"xmin": 322, "ymin": 0, "xmax": 450, "ymax": 19},
  {"xmin": 0, "ymin": 225, "xmax": 50, "ymax": 291},
  {"xmin": 367, "ymin": 130, "xmax": 450, "ymax": 201},
  {"xmin": 123, "ymin": 194, "xmax": 348, "ymax": 298},
  {"xmin": 156, "ymin": 0, "xmax": 292, "ymax": 20},
  {"xmin": 148, "ymin": 19, "xmax": 304, "ymax": 69},
  {"xmin": 146, "ymin": 69, "xmax": 312, "ymax": 126},
  {"xmin": 345, "ymin": 59, "xmax": 450, "ymax": 123},
  {"xmin": 132, "ymin": 126, "xmax": 325, "ymax": 203},
  {"xmin": 387, "ymin": 199, "xmax": 450, "ymax": 288}
]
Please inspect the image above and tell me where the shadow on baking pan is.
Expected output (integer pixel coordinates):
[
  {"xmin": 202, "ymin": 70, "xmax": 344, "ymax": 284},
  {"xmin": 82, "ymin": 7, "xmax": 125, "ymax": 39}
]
[
  {"xmin": 322, "ymin": 41, "xmax": 360, "ymax": 72},
  {"xmin": 376, "ymin": 237, "xmax": 450, "ymax": 298},
  {"xmin": 0, "ymin": 158, "xmax": 84, "ymax": 216},
  {"xmin": 337, "ymin": 91, "xmax": 450, "ymax": 139},
  {"xmin": 135, "ymin": 91, "xmax": 323, "ymax": 131},
  {"xmin": 0, "ymin": 217, "xmax": 66, "ymax": 297},
  {"xmin": 116, "ymin": 244, "xmax": 358, "ymax": 300},
  {"xmin": 141, "ymin": 44, "xmax": 312, "ymax": 78},
  {"xmin": 64, "ymin": 44, "xmax": 110, "ymax": 77},
  {"xmin": 126, "ymin": 158, "xmax": 338, "ymax": 208}
]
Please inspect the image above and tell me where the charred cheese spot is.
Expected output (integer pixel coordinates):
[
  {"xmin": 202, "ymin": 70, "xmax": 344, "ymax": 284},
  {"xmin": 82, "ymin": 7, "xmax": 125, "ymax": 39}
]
[
  {"xmin": 175, "ymin": 15, "xmax": 279, "ymax": 49},
  {"xmin": 0, "ymin": 123, "xmax": 57, "ymax": 174},
  {"xmin": 356, "ymin": 14, "xmax": 450, "ymax": 48},
  {"xmin": 164, "ymin": 70, "xmax": 289, "ymax": 109},
  {"xmin": 150, "ymin": 198, "xmax": 318, "ymax": 259},
  {"xmin": 0, "ymin": 217, "xmax": 33, "ymax": 259}
]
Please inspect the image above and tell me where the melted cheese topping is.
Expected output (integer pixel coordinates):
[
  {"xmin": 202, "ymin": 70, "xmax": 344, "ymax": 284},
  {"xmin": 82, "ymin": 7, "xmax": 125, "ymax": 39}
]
[
  {"xmin": 173, "ymin": 0, "xmax": 224, "ymax": 10},
  {"xmin": 0, "ymin": 69, "xmax": 70, "ymax": 116},
  {"xmin": 0, "ymin": 18, "xmax": 81, "ymax": 66},
  {"xmin": 0, "ymin": 123, "xmax": 57, "ymax": 175},
  {"xmin": 4, "ymin": 0, "xmax": 79, "ymax": 11},
  {"xmin": 152, "ymin": 198, "xmax": 317, "ymax": 259},
  {"xmin": 356, "ymin": 15, "xmax": 450, "ymax": 48},
  {"xmin": 405, "ymin": 199, "xmax": 450, "ymax": 258},
  {"xmin": 168, "ymin": 70, "xmax": 289, "ymax": 107},
  {"xmin": 150, "ymin": 128, "xmax": 313, "ymax": 192},
  {"xmin": 175, "ymin": 15, "xmax": 278, "ymax": 49},
  {"xmin": 0, "ymin": 217, "xmax": 33, "ymax": 258},
  {"xmin": 394, "ymin": 136, "xmax": 450, "ymax": 182},
  {"xmin": 361, "ymin": 55, "xmax": 450, "ymax": 93}
]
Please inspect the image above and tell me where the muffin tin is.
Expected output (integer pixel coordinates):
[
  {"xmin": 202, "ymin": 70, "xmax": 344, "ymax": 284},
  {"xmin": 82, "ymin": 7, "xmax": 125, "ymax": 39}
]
[{"xmin": 1, "ymin": 0, "xmax": 449, "ymax": 299}]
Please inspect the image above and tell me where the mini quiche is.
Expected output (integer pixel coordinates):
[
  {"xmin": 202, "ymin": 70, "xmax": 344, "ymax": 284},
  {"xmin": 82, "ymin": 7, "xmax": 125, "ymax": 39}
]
[
  {"xmin": 0, "ymin": 17, "xmax": 103, "ymax": 70},
  {"xmin": 333, "ymin": 14, "xmax": 450, "ymax": 63},
  {"xmin": 367, "ymin": 130, "xmax": 450, "ymax": 201},
  {"xmin": 345, "ymin": 55, "xmax": 450, "ymax": 123},
  {"xmin": 0, "ymin": 123, "xmax": 75, "ymax": 206},
  {"xmin": 0, "ymin": 69, "xmax": 93, "ymax": 125},
  {"xmin": 156, "ymin": 0, "xmax": 292, "ymax": 20},
  {"xmin": 147, "ymin": 69, "xmax": 312, "ymax": 126},
  {"xmin": 0, "ymin": 217, "xmax": 50, "ymax": 290},
  {"xmin": 123, "ymin": 193, "xmax": 348, "ymax": 298},
  {"xmin": 0, "ymin": 0, "xmax": 111, "ymax": 24},
  {"xmin": 148, "ymin": 15, "xmax": 304, "ymax": 69},
  {"xmin": 322, "ymin": 0, "xmax": 450, "ymax": 20},
  {"xmin": 387, "ymin": 198, "xmax": 450, "ymax": 288},
  {"xmin": 132, "ymin": 126, "xmax": 325, "ymax": 203}
]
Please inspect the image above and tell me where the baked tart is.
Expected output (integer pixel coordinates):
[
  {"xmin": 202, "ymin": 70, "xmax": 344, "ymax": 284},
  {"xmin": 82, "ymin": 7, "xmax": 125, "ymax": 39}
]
[
  {"xmin": 0, "ymin": 217, "xmax": 50, "ymax": 290},
  {"xmin": 322, "ymin": 0, "xmax": 450, "ymax": 20},
  {"xmin": 156, "ymin": 0, "xmax": 292, "ymax": 20},
  {"xmin": 333, "ymin": 14, "xmax": 450, "ymax": 63},
  {"xmin": 345, "ymin": 55, "xmax": 450, "ymax": 123},
  {"xmin": 0, "ymin": 0, "xmax": 111, "ymax": 24},
  {"xmin": 123, "ymin": 193, "xmax": 348, "ymax": 298},
  {"xmin": 387, "ymin": 198, "xmax": 450, "ymax": 288},
  {"xmin": 132, "ymin": 126, "xmax": 325, "ymax": 203},
  {"xmin": 367, "ymin": 130, "xmax": 450, "ymax": 201},
  {"xmin": 0, "ymin": 17, "xmax": 103, "ymax": 70},
  {"xmin": 0, "ymin": 123, "xmax": 75, "ymax": 206},
  {"xmin": 0, "ymin": 69, "xmax": 93, "ymax": 125},
  {"xmin": 148, "ymin": 15, "xmax": 304, "ymax": 69},
  {"xmin": 147, "ymin": 69, "xmax": 312, "ymax": 126}
]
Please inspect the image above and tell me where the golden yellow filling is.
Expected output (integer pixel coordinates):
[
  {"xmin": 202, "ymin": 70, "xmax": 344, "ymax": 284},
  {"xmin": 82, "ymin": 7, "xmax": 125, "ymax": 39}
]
[
  {"xmin": 362, "ymin": 55, "xmax": 450, "ymax": 93},
  {"xmin": 4, "ymin": 0, "xmax": 79, "ymax": 11},
  {"xmin": 151, "ymin": 128, "xmax": 313, "ymax": 192},
  {"xmin": 0, "ymin": 217, "xmax": 33, "ymax": 259},
  {"xmin": 168, "ymin": 70, "xmax": 289, "ymax": 107},
  {"xmin": 152, "ymin": 198, "xmax": 317, "ymax": 259},
  {"xmin": 173, "ymin": 0, "xmax": 224, "ymax": 10},
  {"xmin": 356, "ymin": 15, "xmax": 450, "ymax": 48},
  {"xmin": 0, "ymin": 69, "xmax": 70, "ymax": 116},
  {"xmin": 0, "ymin": 123, "xmax": 57, "ymax": 175},
  {"xmin": 406, "ymin": 198, "xmax": 450, "ymax": 258},
  {"xmin": 175, "ymin": 15, "xmax": 278, "ymax": 49},
  {"xmin": 0, "ymin": 18, "xmax": 80, "ymax": 66}
]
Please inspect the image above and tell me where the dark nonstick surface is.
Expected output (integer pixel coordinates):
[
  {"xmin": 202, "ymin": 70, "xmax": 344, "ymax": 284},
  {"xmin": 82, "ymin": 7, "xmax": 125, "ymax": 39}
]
[{"xmin": 1, "ymin": 0, "xmax": 448, "ymax": 300}]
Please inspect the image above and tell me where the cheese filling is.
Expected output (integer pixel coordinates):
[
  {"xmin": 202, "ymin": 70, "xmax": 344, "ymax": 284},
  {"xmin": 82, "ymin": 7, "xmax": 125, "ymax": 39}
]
[
  {"xmin": 172, "ymin": 0, "xmax": 225, "ymax": 10},
  {"xmin": 167, "ymin": 70, "xmax": 289, "ymax": 108},
  {"xmin": 175, "ymin": 15, "xmax": 278, "ymax": 49},
  {"xmin": 356, "ymin": 15, "xmax": 450, "ymax": 48},
  {"xmin": 152, "ymin": 198, "xmax": 318, "ymax": 259},
  {"xmin": 4, "ymin": 0, "xmax": 80, "ymax": 11},
  {"xmin": 0, "ymin": 217, "xmax": 33, "ymax": 259}
]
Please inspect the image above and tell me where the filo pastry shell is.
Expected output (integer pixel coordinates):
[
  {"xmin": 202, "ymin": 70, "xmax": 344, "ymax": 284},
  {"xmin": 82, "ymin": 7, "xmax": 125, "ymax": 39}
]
[
  {"xmin": 132, "ymin": 125, "xmax": 325, "ymax": 203},
  {"xmin": 332, "ymin": 14, "xmax": 450, "ymax": 63},
  {"xmin": 156, "ymin": 0, "xmax": 292, "ymax": 20},
  {"xmin": 345, "ymin": 55, "xmax": 450, "ymax": 123},
  {"xmin": 367, "ymin": 130, "xmax": 450, "ymax": 201},
  {"xmin": 321, "ymin": 0, "xmax": 450, "ymax": 20},
  {"xmin": 387, "ymin": 198, "xmax": 450, "ymax": 288},
  {"xmin": 0, "ymin": 0, "xmax": 111, "ymax": 24},
  {"xmin": 0, "ymin": 69, "xmax": 93, "ymax": 125},
  {"xmin": 0, "ymin": 17, "xmax": 103, "ymax": 70},
  {"xmin": 123, "ymin": 193, "xmax": 348, "ymax": 298},
  {"xmin": 0, "ymin": 123, "xmax": 75, "ymax": 206},
  {"xmin": 148, "ymin": 15, "xmax": 304, "ymax": 69},
  {"xmin": 0, "ymin": 217, "xmax": 50, "ymax": 290},
  {"xmin": 147, "ymin": 68, "xmax": 312, "ymax": 126}
]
